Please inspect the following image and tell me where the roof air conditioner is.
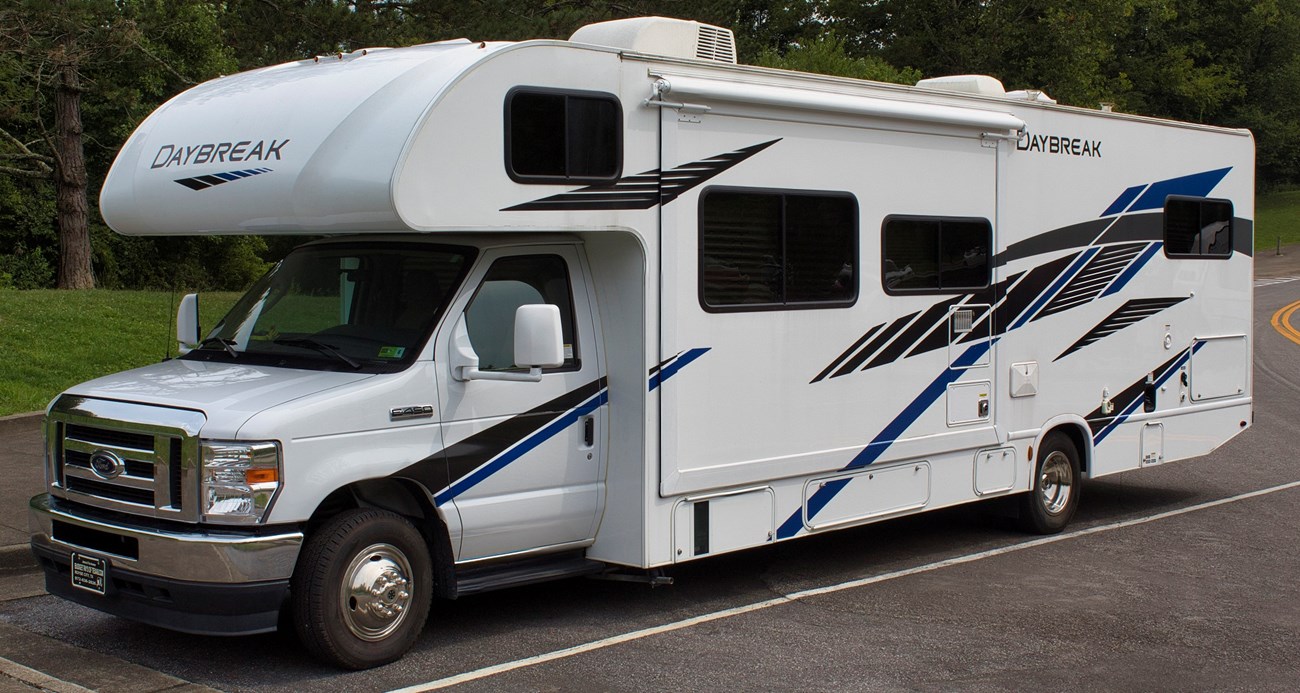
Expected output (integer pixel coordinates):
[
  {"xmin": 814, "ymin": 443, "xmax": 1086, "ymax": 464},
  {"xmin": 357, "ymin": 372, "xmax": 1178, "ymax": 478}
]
[{"xmin": 570, "ymin": 17, "xmax": 737, "ymax": 65}]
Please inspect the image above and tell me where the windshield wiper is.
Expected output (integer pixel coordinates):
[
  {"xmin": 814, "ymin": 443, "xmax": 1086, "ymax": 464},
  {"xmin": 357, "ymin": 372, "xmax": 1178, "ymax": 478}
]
[
  {"xmin": 195, "ymin": 337, "xmax": 238, "ymax": 358},
  {"xmin": 270, "ymin": 337, "xmax": 361, "ymax": 369}
]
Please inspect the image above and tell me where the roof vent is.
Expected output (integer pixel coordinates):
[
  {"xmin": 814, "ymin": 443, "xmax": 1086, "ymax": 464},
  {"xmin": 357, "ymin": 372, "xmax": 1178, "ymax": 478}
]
[
  {"xmin": 916, "ymin": 75, "xmax": 1008, "ymax": 97},
  {"xmin": 570, "ymin": 16, "xmax": 737, "ymax": 64}
]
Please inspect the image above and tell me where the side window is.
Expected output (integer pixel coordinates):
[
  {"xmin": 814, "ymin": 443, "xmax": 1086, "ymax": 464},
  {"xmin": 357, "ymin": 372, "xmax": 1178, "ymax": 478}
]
[
  {"xmin": 465, "ymin": 255, "xmax": 577, "ymax": 371},
  {"xmin": 699, "ymin": 188, "xmax": 857, "ymax": 311},
  {"xmin": 882, "ymin": 216, "xmax": 991, "ymax": 293},
  {"xmin": 506, "ymin": 88, "xmax": 621, "ymax": 183},
  {"xmin": 1165, "ymin": 196, "xmax": 1233, "ymax": 258}
]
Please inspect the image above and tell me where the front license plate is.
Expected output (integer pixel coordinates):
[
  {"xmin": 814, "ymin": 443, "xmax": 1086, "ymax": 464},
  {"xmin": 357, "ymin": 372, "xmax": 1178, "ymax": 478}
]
[{"xmin": 71, "ymin": 552, "xmax": 108, "ymax": 595}]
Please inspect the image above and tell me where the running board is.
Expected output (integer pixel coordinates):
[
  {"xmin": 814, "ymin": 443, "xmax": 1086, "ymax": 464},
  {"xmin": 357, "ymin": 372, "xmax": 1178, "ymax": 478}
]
[{"xmin": 453, "ymin": 551, "xmax": 605, "ymax": 597}]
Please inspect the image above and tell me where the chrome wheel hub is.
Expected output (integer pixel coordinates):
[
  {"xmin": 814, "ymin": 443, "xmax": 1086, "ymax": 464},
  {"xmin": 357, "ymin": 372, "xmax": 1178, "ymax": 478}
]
[
  {"xmin": 1038, "ymin": 451, "xmax": 1074, "ymax": 515},
  {"xmin": 341, "ymin": 543, "xmax": 414, "ymax": 641}
]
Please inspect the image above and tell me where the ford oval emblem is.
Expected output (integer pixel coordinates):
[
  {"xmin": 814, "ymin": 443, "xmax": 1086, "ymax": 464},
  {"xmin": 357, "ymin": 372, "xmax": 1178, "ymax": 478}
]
[{"xmin": 88, "ymin": 450, "xmax": 125, "ymax": 480}]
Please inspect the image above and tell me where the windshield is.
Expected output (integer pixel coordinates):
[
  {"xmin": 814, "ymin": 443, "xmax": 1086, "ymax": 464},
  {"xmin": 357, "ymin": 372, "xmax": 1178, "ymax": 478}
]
[{"xmin": 185, "ymin": 242, "xmax": 473, "ymax": 372}]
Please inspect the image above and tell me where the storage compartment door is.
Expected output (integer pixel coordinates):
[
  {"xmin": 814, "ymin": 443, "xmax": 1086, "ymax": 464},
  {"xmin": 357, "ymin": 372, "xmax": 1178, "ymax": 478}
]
[{"xmin": 1190, "ymin": 335, "xmax": 1248, "ymax": 401}]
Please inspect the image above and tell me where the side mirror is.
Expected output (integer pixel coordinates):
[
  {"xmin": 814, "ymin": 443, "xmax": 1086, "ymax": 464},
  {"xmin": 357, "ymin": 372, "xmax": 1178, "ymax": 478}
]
[
  {"xmin": 514, "ymin": 304, "xmax": 564, "ymax": 369},
  {"xmin": 176, "ymin": 293, "xmax": 199, "ymax": 354},
  {"xmin": 451, "ymin": 304, "xmax": 563, "ymax": 383}
]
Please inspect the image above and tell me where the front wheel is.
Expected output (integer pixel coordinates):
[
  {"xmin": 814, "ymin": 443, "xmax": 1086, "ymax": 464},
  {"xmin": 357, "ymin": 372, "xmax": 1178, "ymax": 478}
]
[
  {"xmin": 291, "ymin": 508, "xmax": 433, "ymax": 669},
  {"xmin": 1018, "ymin": 432, "xmax": 1082, "ymax": 534}
]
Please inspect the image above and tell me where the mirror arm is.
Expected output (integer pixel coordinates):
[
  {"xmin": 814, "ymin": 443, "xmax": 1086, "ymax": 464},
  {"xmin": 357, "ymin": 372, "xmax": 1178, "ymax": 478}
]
[{"xmin": 457, "ymin": 366, "xmax": 543, "ymax": 383}]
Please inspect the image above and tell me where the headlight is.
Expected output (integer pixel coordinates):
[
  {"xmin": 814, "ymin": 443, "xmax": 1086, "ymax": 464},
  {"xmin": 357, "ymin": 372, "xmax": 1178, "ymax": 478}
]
[{"xmin": 200, "ymin": 440, "xmax": 281, "ymax": 524}]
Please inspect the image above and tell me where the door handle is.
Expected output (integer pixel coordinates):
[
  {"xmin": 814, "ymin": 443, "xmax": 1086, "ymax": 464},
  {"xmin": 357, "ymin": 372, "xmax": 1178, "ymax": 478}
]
[{"xmin": 583, "ymin": 416, "xmax": 595, "ymax": 447}]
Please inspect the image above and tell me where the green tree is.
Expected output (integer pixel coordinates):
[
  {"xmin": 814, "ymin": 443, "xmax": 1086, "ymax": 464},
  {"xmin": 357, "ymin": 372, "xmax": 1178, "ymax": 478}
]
[
  {"xmin": 0, "ymin": 0, "xmax": 236, "ymax": 288},
  {"xmin": 825, "ymin": 0, "xmax": 1141, "ymax": 107},
  {"xmin": 753, "ymin": 34, "xmax": 920, "ymax": 84}
]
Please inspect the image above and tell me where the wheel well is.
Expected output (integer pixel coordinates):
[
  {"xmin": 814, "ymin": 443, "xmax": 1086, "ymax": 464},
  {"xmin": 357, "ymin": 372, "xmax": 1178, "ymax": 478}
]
[
  {"xmin": 1045, "ymin": 423, "xmax": 1091, "ymax": 476},
  {"xmin": 307, "ymin": 478, "xmax": 457, "ymax": 598}
]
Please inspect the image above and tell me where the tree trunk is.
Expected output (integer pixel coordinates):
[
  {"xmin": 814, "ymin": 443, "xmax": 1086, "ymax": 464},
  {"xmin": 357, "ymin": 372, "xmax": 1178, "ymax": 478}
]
[{"xmin": 54, "ymin": 63, "xmax": 93, "ymax": 289}]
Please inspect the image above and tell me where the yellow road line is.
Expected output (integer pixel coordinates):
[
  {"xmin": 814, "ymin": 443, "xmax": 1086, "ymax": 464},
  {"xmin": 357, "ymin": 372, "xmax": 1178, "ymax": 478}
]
[{"xmin": 1271, "ymin": 299, "xmax": 1300, "ymax": 346}]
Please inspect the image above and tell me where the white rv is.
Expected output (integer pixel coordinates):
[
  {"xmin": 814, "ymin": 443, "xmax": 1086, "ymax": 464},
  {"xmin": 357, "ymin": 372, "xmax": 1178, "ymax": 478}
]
[{"xmin": 30, "ymin": 17, "xmax": 1254, "ymax": 669}]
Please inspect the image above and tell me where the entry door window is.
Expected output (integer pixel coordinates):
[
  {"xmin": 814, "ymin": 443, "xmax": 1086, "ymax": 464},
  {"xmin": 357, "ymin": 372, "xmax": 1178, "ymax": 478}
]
[{"xmin": 465, "ymin": 255, "xmax": 578, "ymax": 371}]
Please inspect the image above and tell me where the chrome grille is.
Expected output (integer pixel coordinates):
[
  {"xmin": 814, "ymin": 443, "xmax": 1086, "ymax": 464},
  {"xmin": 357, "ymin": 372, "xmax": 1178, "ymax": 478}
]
[
  {"xmin": 47, "ymin": 396, "xmax": 205, "ymax": 522},
  {"xmin": 64, "ymin": 449, "xmax": 155, "ymax": 479}
]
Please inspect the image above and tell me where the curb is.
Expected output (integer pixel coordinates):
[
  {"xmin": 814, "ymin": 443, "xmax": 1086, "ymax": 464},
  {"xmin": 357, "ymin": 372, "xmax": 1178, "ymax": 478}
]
[
  {"xmin": 0, "ymin": 544, "xmax": 36, "ymax": 574},
  {"xmin": 0, "ymin": 411, "xmax": 42, "ymax": 437},
  {"xmin": 1, "ymin": 412, "xmax": 42, "ymax": 575}
]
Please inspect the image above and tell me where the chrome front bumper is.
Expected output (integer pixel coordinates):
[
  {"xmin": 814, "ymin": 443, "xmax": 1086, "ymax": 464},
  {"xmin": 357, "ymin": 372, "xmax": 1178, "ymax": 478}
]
[{"xmin": 29, "ymin": 494, "xmax": 302, "ymax": 583}]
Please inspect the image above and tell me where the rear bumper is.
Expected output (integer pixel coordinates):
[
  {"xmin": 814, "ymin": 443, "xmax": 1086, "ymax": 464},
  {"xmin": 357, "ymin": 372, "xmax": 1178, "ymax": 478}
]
[{"xmin": 29, "ymin": 494, "xmax": 303, "ymax": 635}]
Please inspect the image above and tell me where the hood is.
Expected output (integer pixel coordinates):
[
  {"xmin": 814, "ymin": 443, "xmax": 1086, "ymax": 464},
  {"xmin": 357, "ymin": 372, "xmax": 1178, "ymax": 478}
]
[{"xmin": 68, "ymin": 359, "xmax": 375, "ymax": 437}]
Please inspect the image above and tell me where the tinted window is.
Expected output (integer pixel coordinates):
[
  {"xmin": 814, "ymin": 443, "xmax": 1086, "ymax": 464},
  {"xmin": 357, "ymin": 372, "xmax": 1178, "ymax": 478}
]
[
  {"xmin": 465, "ymin": 255, "xmax": 577, "ymax": 371},
  {"xmin": 507, "ymin": 89, "xmax": 621, "ymax": 183},
  {"xmin": 700, "ymin": 189, "xmax": 857, "ymax": 310},
  {"xmin": 197, "ymin": 244, "xmax": 472, "ymax": 373},
  {"xmin": 883, "ymin": 216, "xmax": 990, "ymax": 293},
  {"xmin": 1165, "ymin": 196, "xmax": 1233, "ymax": 258}
]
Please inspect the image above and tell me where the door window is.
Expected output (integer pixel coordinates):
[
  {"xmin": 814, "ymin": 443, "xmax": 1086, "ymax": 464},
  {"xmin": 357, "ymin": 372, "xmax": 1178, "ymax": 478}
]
[{"xmin": 465, "ymin": 255, "xmax": 578, "ymax": 371}]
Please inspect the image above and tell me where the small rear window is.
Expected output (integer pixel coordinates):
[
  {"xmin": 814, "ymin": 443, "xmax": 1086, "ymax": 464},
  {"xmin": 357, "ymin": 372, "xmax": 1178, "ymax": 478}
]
[
  {"xmin": 1164, "ymin": 196, "xmax": 1233, "ymax": 258},
  {"xmin": 506, "ymin": 88, "xmax": 621, "ymax": 183}
]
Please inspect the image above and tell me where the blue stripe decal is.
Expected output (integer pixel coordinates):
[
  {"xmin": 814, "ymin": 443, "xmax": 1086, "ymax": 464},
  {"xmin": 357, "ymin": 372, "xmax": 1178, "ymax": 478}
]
[
  {"xmin": 1101, "ymin": 184, "xmax": 1147, "ymax": 217},
  {"xmin": 650, "ymin": 348, "xmax": 711, "ymax": 391},
  {"xmin": 1128, "ymin": 168, "xmax": 1231, "ymax": 213},
  {"xmin": 1009, "ymin": 248, "xmax": 1098, "ymax": 330},
  {"xmin": 1092, "ymin": 341, "xmax": 1203, "ymax": 446},
  {"xmin": 776, "ymin": 340, "xmax": 996, "ymax": 539},
  {"xmin": 435, "ymin": 389, "xmax": 608, "ymax": 505},
  {"xmin": 435, "ymin": 346, "xmax": 710, "ymax": 506},
  {"xmin": 1099, "ymin": 242, "xmax": 1162, "ymax": 298}
]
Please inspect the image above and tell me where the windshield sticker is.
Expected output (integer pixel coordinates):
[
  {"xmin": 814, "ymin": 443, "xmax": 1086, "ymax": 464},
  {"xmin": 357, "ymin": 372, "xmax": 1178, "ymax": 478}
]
[{"xmin": 378, "ymin": 346, "xmax": 406, "ymax": 359}]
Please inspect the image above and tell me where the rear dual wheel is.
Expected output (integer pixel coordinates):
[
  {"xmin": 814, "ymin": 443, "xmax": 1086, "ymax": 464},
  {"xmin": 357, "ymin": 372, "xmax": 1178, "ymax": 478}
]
[{"xmin": 291, "ymin": 508, "xmax": 433, "ymax": 669}]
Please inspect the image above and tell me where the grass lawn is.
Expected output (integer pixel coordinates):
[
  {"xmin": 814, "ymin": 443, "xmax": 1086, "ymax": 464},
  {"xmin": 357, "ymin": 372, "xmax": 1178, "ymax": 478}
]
[
  {"xmin": 1255, "ymin": 188, "xmax": 1300, "ymax": 251},
  {"xmin": 0, "ymin": 290, "xmax": 240, "ymax": 416}
]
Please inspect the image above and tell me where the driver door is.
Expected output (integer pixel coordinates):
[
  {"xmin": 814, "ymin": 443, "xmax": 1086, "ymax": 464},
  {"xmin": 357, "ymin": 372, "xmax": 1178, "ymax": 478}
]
[{"xmin": 434, "ymin": 245, "xmax": 605, "ymax": 562}]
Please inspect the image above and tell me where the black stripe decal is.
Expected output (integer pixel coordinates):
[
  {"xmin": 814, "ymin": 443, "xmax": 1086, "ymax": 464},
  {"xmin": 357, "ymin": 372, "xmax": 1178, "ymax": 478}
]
[
  {"xmin": 863, "ymin": 297, "xmax": 963, "ymax": 370},
  {"xmin": 956, "ymin": 271, "xmax": 1024, "ymax": 344},
  {"xmin": 811, "ymin": 323, "xmax": 883, "ymax": 383},
  {"xmin": 906, "ymin": 302, "xmax": 991, "ymax": 358},
  {"xmin": 1034, "ymin": 242, "xmax": 1146, "ymax": 321},
  {"xmin": 992, "ymin": 219, "xmax": 1110, "ymax": 268},
  {"xmin": 1056, "ymin": 297, "xmax": 1188, "ymax": 361},
  {"xmin": 394, "ymin": 378, "xmax": 606, "ymax": 494},
  {"xmin": 831, "ymin": 312, "xmax": 918, "ymax": 378},
  {"xmin": 993, "ymin": 253, "xmax": 1078, "ymax": 333},
  {"xmin": 503, "ymin": 140, "xmax": 780, "ymax": 212}
]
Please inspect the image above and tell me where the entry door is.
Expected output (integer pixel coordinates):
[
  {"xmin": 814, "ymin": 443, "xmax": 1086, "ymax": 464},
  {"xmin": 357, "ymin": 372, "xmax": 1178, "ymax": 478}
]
[{"xmin": 434, "ymin": 245, "xmax": 605, "ymax": 561}]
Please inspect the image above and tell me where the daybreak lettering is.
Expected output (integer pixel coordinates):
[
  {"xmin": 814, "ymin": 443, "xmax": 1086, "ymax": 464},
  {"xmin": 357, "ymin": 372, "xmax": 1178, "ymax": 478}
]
[
  {"xmin": 149, "ymin": 139, "xmax": 290, "ymax": 169},
  {"xmin": 1016, "ymin": 133, "xmax": 1101, "ymax": 158}
]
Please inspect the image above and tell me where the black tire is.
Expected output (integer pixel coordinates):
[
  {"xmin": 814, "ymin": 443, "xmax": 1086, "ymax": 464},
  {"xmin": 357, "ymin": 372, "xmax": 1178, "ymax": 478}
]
[
  {"xmin": 1018, "ymin": 432, "xmax": 1082, "ymax": 534},
  {"xmin": 291, "ymin": 508, "xmax": 433, "ymax": 669}
]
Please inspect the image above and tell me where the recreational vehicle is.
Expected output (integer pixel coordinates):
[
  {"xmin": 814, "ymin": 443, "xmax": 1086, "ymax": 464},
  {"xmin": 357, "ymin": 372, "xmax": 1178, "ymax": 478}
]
[{"xmin": 29, "ymin": 17, "xmax": 1254, "ymax": 668}]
